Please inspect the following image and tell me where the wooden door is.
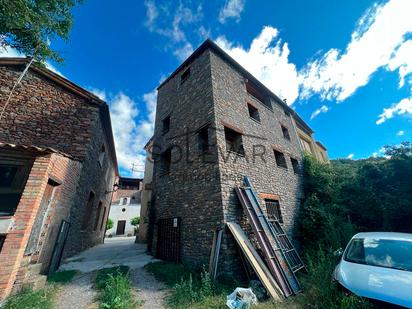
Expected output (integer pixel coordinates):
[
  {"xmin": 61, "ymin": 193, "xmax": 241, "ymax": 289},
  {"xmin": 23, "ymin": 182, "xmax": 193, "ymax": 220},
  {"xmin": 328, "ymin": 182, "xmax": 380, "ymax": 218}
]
[
  {"xmin": 48, "ymin": 220, "xmax": 70, "ymax": 274},
  {"xmin": 116, "ymin": 220, "xmax": 126, "ymax": 235}
]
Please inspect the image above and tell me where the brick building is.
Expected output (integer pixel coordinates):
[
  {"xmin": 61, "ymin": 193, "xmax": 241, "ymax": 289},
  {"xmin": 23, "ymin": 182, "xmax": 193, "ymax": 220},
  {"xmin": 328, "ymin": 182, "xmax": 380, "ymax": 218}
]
[
  {"xmin": 150, "ymin": 40, "xmax": 327, "ymax": 275},
  {"xmin": 0, "ymin": 58, "xmax": 118, "ymax": 300}
]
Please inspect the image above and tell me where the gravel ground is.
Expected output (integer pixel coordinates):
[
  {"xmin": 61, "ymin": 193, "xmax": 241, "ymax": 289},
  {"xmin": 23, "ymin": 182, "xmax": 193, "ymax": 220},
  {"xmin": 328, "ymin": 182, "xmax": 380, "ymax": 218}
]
[
  {"xmin": 53, "ymin": 273, "xmax": 98, "ymax": 309},
  {"xmin": 130, "ymin": 267, "xmax": 168, "ymax": 309}
]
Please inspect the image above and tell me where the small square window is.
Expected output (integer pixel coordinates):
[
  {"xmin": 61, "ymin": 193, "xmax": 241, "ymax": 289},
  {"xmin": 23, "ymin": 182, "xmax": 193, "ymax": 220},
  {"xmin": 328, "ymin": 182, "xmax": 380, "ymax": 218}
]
[
  {"xmin": 198, "ymin": 126, "xmax": 210, "ymax": 153},
  {"xmin": 274, "ymin": 150, "xmax": 287, "ymax": 169},
  {"xmin": 224, "ymin": 127, "xmax": 244, "ymax": 155},
  {"xmin": 291, "ymin": 158, "xmax": 299, "ymax": 174},
  {"xmin": 98, "ymin": 145, "xmax": 105, "ymax": 167},
  {"xmin": 281, "ymin": 125, "xmax": 290, "ymax": 140},
  {"xmin": 265, "ymin": 199, "xmax": 283, "ymax": 223},
  {"xmin": 162, "ymin": 116, "xmax": 170, "ymax": 134},
  {"xmin": 181, "ymin": 68, "xmax": 190, "ymax": 84},
  {"xmin": 160, "ymin": 148, "xmax": 172, "ymax": 174},
  {"xmin": 247, "ymin": 103, "xmax": 260, "ymax": 122}
]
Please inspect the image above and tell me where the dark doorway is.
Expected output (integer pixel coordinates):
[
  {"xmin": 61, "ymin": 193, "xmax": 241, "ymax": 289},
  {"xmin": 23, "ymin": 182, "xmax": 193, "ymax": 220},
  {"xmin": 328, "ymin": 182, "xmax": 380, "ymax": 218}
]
[
  {"xmin": 156, "ymin": 217, "xmax": 181, "ymax": 262},
  {"xmin": 116, "ymin": 220, "xmax": 126, "ymax": 235},
  {"xmin": 48, "ymin": 220, "xmax": 70, "ymax": 274}
]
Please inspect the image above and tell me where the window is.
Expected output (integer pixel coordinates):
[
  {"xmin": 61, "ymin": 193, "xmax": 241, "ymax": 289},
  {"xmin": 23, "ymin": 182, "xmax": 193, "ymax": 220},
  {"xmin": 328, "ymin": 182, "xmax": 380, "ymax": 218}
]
[
  {"xmin": 121, "ymin": 197, "xmax": 128, "ymax": 205},
  {"xmin": 265, "ymin": 199, "xmax": 283, "ymax": 223},
  {"xmin": 94, "ymin": 201, "xmax": 103, "ymax": 231},
  {"xmin": 274, "ymin": 150, "xmax": 287, "ymax": 169},
  {"xmin": 224, "ymin": 126, "xmax": 245, "ymax": 155},
  {"xmin": 246, "ymin": 80, "xmax": 269, "ymax": 107},
  {"xmin": 160, "ymin": 148, "xmax": 172, "ymax": 174},
  {"xmin": 0, "ymin": 235, "xmax": 5, "ymax": 252},
  {"xmin": 198, "ymin": 126, "xmax": 210, "ymax": 153},
  {"xmin": 81, "ymin": 191, "xmax": 95, "ymax": 230},
  {"xmin": 300, "ymin": 138, "xmax": 313, "ymax": 155},
  {"xmin": 344, "ymin": 238, "xmax": 412, "ymax": 272},
  {"xmin": 100, "ymin": 207, "xmax": 107, "ymax": 230},
  {"xmin": 281, "ymin": 125, "xmax": 290, "ymax": 140},
  {"xmin": 181, "ymin": 68, "xmax": 190, "ymax": 84},
  {"xmin": 247, "ymin": 103, "xmax": 260, "ymax": 122},
  {"xmin": 0, "ymin": 160, "xmax": 32, "ymax": 216},
  {"xmin": 162, "ymin": 116, "xmax": 170, "ymax": 134},
  {"xmin": 98, "ymin": 145, "xmax": 105, "ymax": 167},
  {"xmin": 291, "ymin": 158, "xmax": 299, "ymax": 174}
]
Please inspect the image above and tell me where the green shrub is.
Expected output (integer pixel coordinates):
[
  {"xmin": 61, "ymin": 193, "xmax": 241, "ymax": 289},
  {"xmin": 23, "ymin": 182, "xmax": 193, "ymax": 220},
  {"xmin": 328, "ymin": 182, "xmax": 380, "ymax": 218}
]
[
  {"xmin": 95, "ymin": 266, "xmax": 129, "ymax": 290},
  {"xmin": 47, "ymin": 270, "xmax": 77, "ymax": 284},
  {"xmin": 100, "ymin": 273, "xmax": 133, "ymax": 309},
  {"xmin": 4, "ymin": 286, "xmax": 56, "ymax": 309},
  {"xmin": 130, "ymin": 217, "xmax": 140, "ymax": 226},
  {"xmin": 106, "ymin": 218, "xmax": 113, "ymax": 230}
]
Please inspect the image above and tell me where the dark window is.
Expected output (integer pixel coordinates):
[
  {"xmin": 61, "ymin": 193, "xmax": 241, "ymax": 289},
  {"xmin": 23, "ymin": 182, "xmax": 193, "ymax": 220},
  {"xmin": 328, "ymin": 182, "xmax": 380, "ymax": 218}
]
[
  {"xmin": 0, "ymin": 235, "xmax": 5, "ymax": 252},
  {"xmin": 281, "ymin": 125, "xmax": 290, "ymax": 140},
  {"xmin": 274, "ymin": 150, "xmax": 287, "ymax": 169},
  {"xmin": 0, "ymin": 160, "xmax": 32, "ymax": 216},
  {"xmin": 94, "ymin": 201, "xmax": 103, "ymax": 231},
  {"xmin": 198, "ymin": 126, "xmax": 210, "ymax": 153},
  {"xmin": 181, "ymin": 68, "xmax": 190, "ymax": 84},
  {"xmin": 291, "ymin": 158, "xmax": 299, "ymax": 174},
  {"xmin": 265, "ymin": 199, "xmax": 283, "ymax": 223},
  {"xmin": 245, "ymin": 80, "xmax": 271, "ymax": 109},
  {"xmin": 100, "ymin": 207, "xmax": 107, "ymax": 230},
  {"xmin": 247, "ymin": 103, "xmax": 260, "ymax": 122},
  {"xmin": 98, "ymin": 145, "xmax": 105, "ymax": 167},
  {"xmin": 121, "ymin": 198, "xmax": 128, "ymax": 205},
  {"xmin": 160, "ymin": 148, "xmax": 172, "ymax": 174},
  {"xmin": 162, "ymin": 116, "xmax": 170, "ymax": 134},
  {"xmin": 81, "ymin": 191, "xmax": 95, "ymax": 230},
  {"xmin": 224, "ymin": 127, "xmax": 245, "ymax": 155}
]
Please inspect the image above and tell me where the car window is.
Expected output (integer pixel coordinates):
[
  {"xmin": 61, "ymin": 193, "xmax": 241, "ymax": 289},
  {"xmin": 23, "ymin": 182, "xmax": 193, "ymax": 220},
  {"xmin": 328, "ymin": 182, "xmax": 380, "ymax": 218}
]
[{"xmin": 344, "ymin": 238, "xmax": 412, "ymax": 272}]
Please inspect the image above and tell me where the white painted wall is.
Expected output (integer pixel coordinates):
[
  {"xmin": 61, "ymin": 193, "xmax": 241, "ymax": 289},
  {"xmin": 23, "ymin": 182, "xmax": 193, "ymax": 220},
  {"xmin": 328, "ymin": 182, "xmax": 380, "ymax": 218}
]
[{"xmin": 106, "ymin": 201, "xmax": 141, "ymax": 237}]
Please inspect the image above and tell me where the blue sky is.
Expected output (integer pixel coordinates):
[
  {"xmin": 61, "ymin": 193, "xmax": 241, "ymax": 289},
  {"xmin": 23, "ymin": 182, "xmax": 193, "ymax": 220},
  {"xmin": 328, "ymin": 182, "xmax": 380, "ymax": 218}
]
[{"xmin": 2, "ymin": 0, "xmax": 412, "ymax": 176}]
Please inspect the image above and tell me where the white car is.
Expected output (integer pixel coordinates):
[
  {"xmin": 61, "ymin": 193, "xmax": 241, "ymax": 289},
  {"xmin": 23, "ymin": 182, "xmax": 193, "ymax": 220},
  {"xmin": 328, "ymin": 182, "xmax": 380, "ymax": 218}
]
[{"xmin": 334, "ymin": 232, "xmax": 412, "ymax": 308}]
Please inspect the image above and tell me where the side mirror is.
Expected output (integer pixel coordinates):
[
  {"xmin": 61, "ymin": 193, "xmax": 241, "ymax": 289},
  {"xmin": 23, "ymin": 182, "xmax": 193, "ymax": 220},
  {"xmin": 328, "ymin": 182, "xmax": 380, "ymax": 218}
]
[{"xmin": 333, "ymin": 248, "xmax": 343, "ymax": 257}]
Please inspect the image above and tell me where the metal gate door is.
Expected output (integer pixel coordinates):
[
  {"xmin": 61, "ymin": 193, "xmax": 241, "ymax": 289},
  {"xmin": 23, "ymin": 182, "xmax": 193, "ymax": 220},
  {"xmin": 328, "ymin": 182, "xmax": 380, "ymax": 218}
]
[
  {"xmin": 156, "ymin": 217, "xmax": 181, "ymax": 262},
  {"xmin": 48, "ymin": 220, "xmax": 70, "ymax": 273}
]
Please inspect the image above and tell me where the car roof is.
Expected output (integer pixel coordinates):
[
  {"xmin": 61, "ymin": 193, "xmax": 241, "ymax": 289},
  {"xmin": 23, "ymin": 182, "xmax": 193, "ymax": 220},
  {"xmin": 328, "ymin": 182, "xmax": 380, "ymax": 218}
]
[{"xmin": 353, "ymin": 232, "xmax": 412, "ymax": 241}]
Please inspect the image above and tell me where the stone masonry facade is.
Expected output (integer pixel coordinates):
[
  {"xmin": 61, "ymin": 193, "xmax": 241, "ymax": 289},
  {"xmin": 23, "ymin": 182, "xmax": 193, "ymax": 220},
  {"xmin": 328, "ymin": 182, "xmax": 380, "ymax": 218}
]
[
  {"xmin": 151, "ymin": 41, "xmax": 323, "ymax": 277},
  {"xmin": 0, "ymin": 59, "xmax": 118, "ymax": 300}
]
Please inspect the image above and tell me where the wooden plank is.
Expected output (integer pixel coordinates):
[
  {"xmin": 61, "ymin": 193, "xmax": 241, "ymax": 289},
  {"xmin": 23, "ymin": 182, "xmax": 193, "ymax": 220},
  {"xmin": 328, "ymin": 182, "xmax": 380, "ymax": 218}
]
[
  {"xmin": 208, "ymin": 229, "xmax": 223, "ymax": 279},
  {"xmin": 227, "ymin": 222, "xmax": 283, "ymax": 301}
]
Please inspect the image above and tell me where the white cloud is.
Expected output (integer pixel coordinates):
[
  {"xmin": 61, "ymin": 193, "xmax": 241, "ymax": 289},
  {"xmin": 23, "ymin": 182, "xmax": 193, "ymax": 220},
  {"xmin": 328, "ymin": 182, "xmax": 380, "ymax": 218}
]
[
  {"xmin": 218, "ymin": 0, "xmax": 245, "ymax": 24},
  {"xmin": 143, "ymin": 0, "xmax": 202, "ymax": 61},
  {"xmin": 92, "ymin": 89, "xmax": 157, "ymax": 177},
  {"xmin": 397, "ymin": 130, "xmax": 405, "ymax": 136},
  {"xmin": 347, "ymin": 153, "xmax": 355, "ymax": 159},
  {"xmin": 376, "ymin": 97, "xmax": 412, "ymax": 124},
  {"xmin": 216, "ymin": 26, "xmax": 300, "ymax": 104},
  {"xmin": 299, "ymin": 0, "xmax": 412, "ymax": 102},
  {"xmin": 310, "ymin": 105, "xmax": 329, "ymax": 120},
  {"xmin": 387, "ymin": 40, "xmax": 412, "ymax": 88}
]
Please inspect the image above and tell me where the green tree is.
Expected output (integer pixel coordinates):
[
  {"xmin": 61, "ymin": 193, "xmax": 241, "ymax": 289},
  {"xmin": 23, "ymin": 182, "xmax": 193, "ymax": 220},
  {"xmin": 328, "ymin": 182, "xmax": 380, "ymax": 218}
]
[
  {"xmin": 106, "ymin": 218, "xmax": 113, "ymax": 230},
  {"xmin": 130, "ymin": 217, "xmax": 140, "ymax": 227},
  {"xmin": 0, "ymin": 0, "xmax": 83, "ymax": 62}
]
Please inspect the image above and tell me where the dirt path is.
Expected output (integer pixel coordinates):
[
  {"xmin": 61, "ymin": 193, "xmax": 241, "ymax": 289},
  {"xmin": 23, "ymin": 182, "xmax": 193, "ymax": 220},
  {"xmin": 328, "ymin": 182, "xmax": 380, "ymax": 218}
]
[
  {"xmin": 130, "ymin": 267, "xmax": 168, "ymax": 309},
  {"xmin": 54, "ymin": 237, "xmax": 167, "ymax": 309},
  {"xmin": 54, "ymin": 273, "xmax": 97, "ymax": 309}
]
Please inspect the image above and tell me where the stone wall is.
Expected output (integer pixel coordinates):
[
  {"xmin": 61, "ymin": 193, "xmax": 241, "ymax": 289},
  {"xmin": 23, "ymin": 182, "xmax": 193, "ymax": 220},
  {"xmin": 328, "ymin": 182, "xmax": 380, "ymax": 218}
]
[
  {"xmin": 152, "ymin": 50, "xmax": 224, "ymax": 267},
  {"xmin": 152, "ymin": 47, "xmax": 305, "ymax": 275}
]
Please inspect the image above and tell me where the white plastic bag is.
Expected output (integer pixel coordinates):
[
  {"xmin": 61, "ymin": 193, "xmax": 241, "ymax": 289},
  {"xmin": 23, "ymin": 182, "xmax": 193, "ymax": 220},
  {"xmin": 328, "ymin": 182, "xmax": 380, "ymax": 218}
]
[{"xmin": 226, "ymin": 287, "xmax": 258, "ymax": 309}]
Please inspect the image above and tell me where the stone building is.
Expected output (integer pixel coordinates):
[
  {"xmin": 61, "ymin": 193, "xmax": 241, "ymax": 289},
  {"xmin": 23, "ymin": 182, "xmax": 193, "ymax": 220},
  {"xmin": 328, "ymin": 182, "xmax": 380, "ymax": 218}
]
[
  {"xmin": 137, "ymin": 137, "xmax": 154, "ymax": 243},
  {"xmin": 0, "ymin": 58, "xmax": 118, "ymax": 300},
  {"xmin": 107, "ymin": 177, "xmax": 142, "ymax": 237},
  {"xmin": 150, "ymin": 40, "xmax": 327, "ymax": 275}
]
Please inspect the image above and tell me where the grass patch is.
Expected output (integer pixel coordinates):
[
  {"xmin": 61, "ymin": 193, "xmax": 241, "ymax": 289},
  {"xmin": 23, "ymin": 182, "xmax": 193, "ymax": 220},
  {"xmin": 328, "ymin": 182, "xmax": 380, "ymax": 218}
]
[
  {"xmin": 3, "ymin": 285, "xmax": 57, "ymax": 309},
  {"xmin": 95, "ymin": 266, "xmax": 142, "ymax": 309},
  {"xmin": 47, "ymin": 270, "xmax": 77, "ymax": 284},
  {"xmin": 144, "ymin": 262, "xmax": 194, "ymax": 287}
]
